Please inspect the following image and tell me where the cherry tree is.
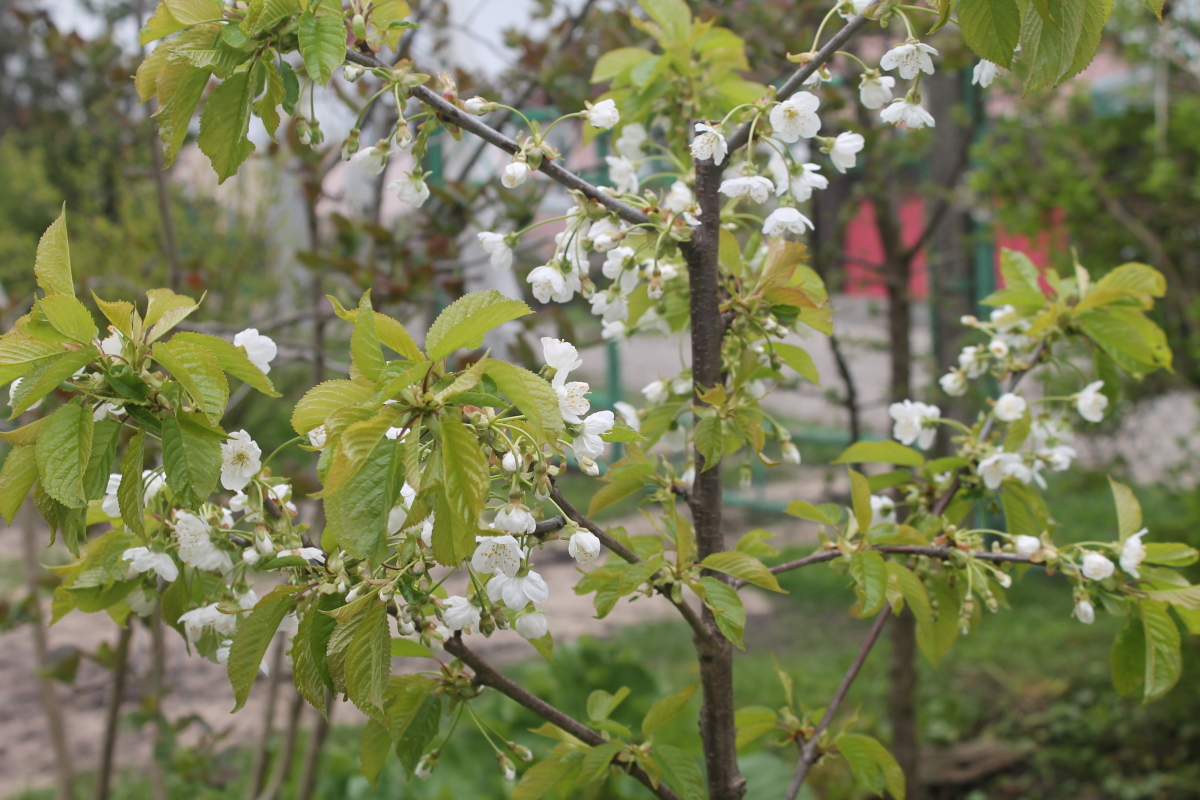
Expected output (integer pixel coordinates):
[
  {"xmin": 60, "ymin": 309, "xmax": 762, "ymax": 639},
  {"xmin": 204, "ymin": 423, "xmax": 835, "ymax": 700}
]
[{"xmin": 2, "ymin": 1, "xmax": 1194, "ymax": 799}]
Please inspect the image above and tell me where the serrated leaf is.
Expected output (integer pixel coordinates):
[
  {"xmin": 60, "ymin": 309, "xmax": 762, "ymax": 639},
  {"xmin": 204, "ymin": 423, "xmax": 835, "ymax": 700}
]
[
  {"xmin": 141, "ymin": 1, "xmax": 188, "ymax": 44},
  {"xmin": 10, "ymin": 346, "xmax": 98, "ymax": 419},
  {"xmin": 360, "ymin": 720, "xmax": 392, "ymax": 787},
  {"xmin": 145, "ymin": 289, "xmax": 200, "ymax": 342},
  {"xmin": 298, "ymin": 11, "xmax": 346, "ymax": 87},
  {"xmin": 155, "ymin": 56, "xmax": 209, "ymax": 165},
  {"xmin": 849, "ymin": 469, "xmax": 872, "ymax": 536},
  {"xmin": 654, "ymin": 744, "xmax": 706, "ymax": 800},
  {"xmin": 885, "ymin": 561, "xmax": 933, "ymax": 630},
  {"xmin": 152, "ymin": 340, "xmax": 230, "ymax": 421},
  {"xmin": 642, "ymin": 684, "xmax": 697, "ymax": 735},
  {"xmin": 292, "ymin": 379, "xmax": 375, "ymax": 434},
  {"xmin": 484, "ymin": 360, "xmax": 564, "ymax": 446},
  {"xmin": 958, "ymin": 0, "xmax": 1021, "ymax": 66},
  {"xmin": 591, "ymin": 46, "xmax": 655, "ymax": 83},
  {"xmin": 394, "ymin": 691, "xmax": 440, "ymax": 775},
  {"xmin": 640, "ymin": 0, "xmax": 691, "ymax": 41},
  {"xmin": 772, "ymin": 342, "xmax": 820, "ymax": 384},
  {"xmin": 390, "ymin": 638, "xmax": 433, "ymax": 658},
  {"xmin": 255, "ymin": 0, "xmax": 303, "ymax": 31},
  {"xmin": 587, "ymin": 686, "xmax": 631, "ymax": 722},
  {"xmin": 1111, "ymin": 613, "xmax": 1145, "ymax": 696},
  {"xmin": 0, "ymin": 446, "xmax": 38, "ymax": 524},
  {"xmin": 587, "ymin": 474, "xmax": 649, "ymax": 517},
  {"xmin": 161, "ymin": 410, "xmax": 224, "ymax": 504},
  {"xmin": 784, "ymin": 499, "xmax": 837, "ymax": 524},
  {"xmin": 37, "ymin": 296, "xmax": 95, "ymax": 344},
  {"xmin": 255, "ymin": 58, "xmax": 285, "ymax": 139},
  {"xmin": 350, "ymin": 291, "xmax": 386, "ymax": 381},
  {"xmin": 701, "ymin": 551, "xmax": 785, "ymax": 593},
  {"xmin": 164, "ymin": 0, "xmax": 224, "ymax": 24},
  {"xmin": 83, "ymin": 419, "xmax": 120, "ymax": 501},
  {"xmin": 436, "ymin": 414, "xmax": 488, "ymax": 565},
  {"xmin": 343, "ymin": 600, "xmax": 391, "ymax": 719},
  {"xmin": 849, "ymin": 550, "xmax": 888, "ymax": 616},
  {"xmin": 35, "ymin": 207, "xmax": 74, "ymax": 298},
  {"xmin": 579, "ymin": 742, "xmax": 622, "ymax": 784},
  {"xmin": 229, "ymin": 585, "xmax": 299, "ymax": 711},
  {"xmin": 293, "ymin": 594, "xmax": 340, "ymax": 715},
  {"xmin": 117, "ymin": 430, "xmax": 146, "ymax": 536},
  {"xmin": 837, "ymin": 733, "xmax": 906, "ymax": 800},
  {"xmin": 834, "ymin": 441, "xmax": 924, "ymax": 467},
  {"xmin": 1141, "ymin": 599, "xmax": 1181, "ymax": 703},
  {"xmin": 171, "ymin": 332, "xmax": 278, "ymax": 396},
  {"xmin": 513, "ymin": 756, "xmax": 576, "ymax": 800},
  {"xmin": 36, "ymin": 402, "xmax": 93, "ymax": 508},
  {"xmin": 698, "ymin": 576, "xmax": 745, "ymax": 649},
  {"xmin": 1109, "ymin": 477, "xmax": 1142, "ymax": 540},
  {"xmin": 198, "ymin": 70, "xmax": 256, "ymax": 183},
  {"xmin": 424, "ymin": 290, "xmax": 532, "ymax": 362}
]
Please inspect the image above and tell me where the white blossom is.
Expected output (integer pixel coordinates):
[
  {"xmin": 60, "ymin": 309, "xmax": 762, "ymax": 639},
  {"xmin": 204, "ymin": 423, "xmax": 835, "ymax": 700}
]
[
  {"xmin": 664, "ymin": 180, "xmax": 693, "ymax": 213},
  {"xmin": 993, "ymin": 392, "xmax": 1027, "ymax": 422},
  {"xmin": 220, "ymin": 430, "xmax": 261, "ymax": 492},
  {"xmin": 988, "ymin": 338, "xmax": 1010, "ymax": 359},
  {"xmin": 642, "ymin": 379, "xmax": 669, "ymax": 404},
  {"xmin": 839, "ymin": 0, "xmax": 874, "ymax": 19},
  {"xmin": 606, "ymin": 156, "xmax": 639, "ymax": 194},
  {"xmin": 615, "ymin": 123, "xmax": 647, "ymax": 160},
  {"xmin": 588, "ymin": 218, "xmax": 623, "ymax": 252},
  {"xmin": 472, "ymin": 534, "xmax": 523, "ymax": 576},
  {"xmin": 573, "ymin": 410, "xmax": 615, "ymax": 462},
  {"xmin": 858, "ymin": 72, "xmax": 896, "ymax": 109},
  {"xmin": 442, "ymin": 596, "xmax": 481, "ymax": 632},
  {"xmin": 568, "ymin": 529, "xmax": 602, "ymax": 564},
  {"xmin": 278, "ymin": 546, "xmax": 325, "ymax": 564},
  {"xmin": 781, "ymin": 440, "xmax": 801, "ymax": 465},
  {"xmin": 415, "ymin": 753, "xmax": 437, "ymax": 780},
  {"xmin": 1076, "ymin": 381, "xmax": 1108, "ymax": 423},
  {"xmin": 939, "ymin": 371, "xmax": 968, "ymax": 396},
  {"xmin": 502, "ymin": 161, "xmax": 530, "ymax": 188},
  {"xmin": 691, "ymin": 123, "xmax": 728, "ymax": 165},
  {"xmin": 972, "ymin": 60, "xmax": 1000, "ymax": 87},
  {"xmin": 881, "ymin": 98, "xmax": 935, "ymax": 129},
  {"xmin": 502, "ymin": 450, "xmax": 520, "ymax": 472},
  {"xmin": 464, "ymin": 96, "xmax": 491, "ymax": 115},
  {"xmin": 556, "ymin": 380, "xmax": 591, "ymax": 424},
  {"xmin": 959, "ymin": 345, "xmax": 990, "ymax": 378},
  {"xmin": 978, "ymin": 451, "xmax": 1031, "ymax": 490},
  {"xmin": 1081, "ymin": 552, "xmax": 1115, "ymax": 581},
  {"xmin": 353, "ymin": 142, "xmax": 390, "ymax": 175},
  {"xmin": 769, "ymin": 92, "xmax": 822, "ymax": 142},
  {"xmin": 143, "ymin": 470, "xmax": 166, "ymax": 504},
  {"xmin": 100, "ymin": 332, "xmax": 123, "ymax": 357},
  {"xmin": 1037, "ymin": 444, "xmax": 1077, "ymax": 472},
  {"xmin": 587, "ymin": 98, "xmax": 620, "ymax": 129},
  {"xmin": 600, "ymin": 319, "xmax": 627, "ymax": 341},
  {"xmin": 1014, "ymin": 535, "xmax": 1042, "ymax": 556},
  {"xmin": 790, "ymin": 163, "xmax": 829, "ymax": 201},
  {"xmin": 1074, "ymin": 598, "xmax": 1096, "ymax": 624},
  {"xmin": 719, "ymin": 175, "xmax": 774, "ymax": 204},
  {"xmin": 888, "ymin": 400, "xmax": 940, "ymax": 450},
  {"xmin": 515, "ymin": 611, "xmax": 548, "ymax": 639},
  {"xmin": 234, "ymin": 329, "xmax": 277, "ymax": 374},
  {"xmin": 829, "ymin": 132, "xmax": 865, "ymax": 173},
  {"xmin": 762, "ymin": 207, "xmax": 814, "ymax": 237},
  {"xmin": 1120, "ymin": 528, "xmax": 1148, "ymax": 578},
  {"xmin": 487, "ymin": 571, "xmax": 550, "ymax": 609},
  {"xmin": 542, "ymin": 337, "xmax": 582, "ymax": 383},
  {"xmin": 93, "ymin": 402, "xmax": 123, "ymax": 422},
  {"xmin": 870, "ymin": 495, "xmax": 896, "ymax": 526},
  {"xmin": 880, "ymin": 41, "xmax": 938, "ymax": 80},
  {"xmin": 308, "ymin": 425, "xmax": 327, "ymax": 448},
  {"xmin": 680, "ymin": 466, "xmax": 695, "ymax": 490},
  {"xmin": 528, "ymin": 265, "xmax": 568, "ymax": 303},
  {"xmin": 477, "ymin": 232, "xmax": 513, "ymax": 271},
  {"xmin": 174, "ymin": 511, "xmax": 232, "ymax": 572},
  {"xmin": 494, "ymin": 505, "xmax": 537, "ymax": 535},
  {"xmin": 179, "ymin": 603, "xmax": 236, "ymax": 643},
  {"xmin": 389, "ymin": 172, "xmax": 430, "ymax": 206},
  {"xmin": 102, "ymin": 473, "xmax": 122, "ymax": 518},
  {"xmin": 613, "ymin": 400, "xmax": 640, "ymax": 432},
  {"xmin": 121, "ymin": 547, "xmax": 179, "ymax": 582}
]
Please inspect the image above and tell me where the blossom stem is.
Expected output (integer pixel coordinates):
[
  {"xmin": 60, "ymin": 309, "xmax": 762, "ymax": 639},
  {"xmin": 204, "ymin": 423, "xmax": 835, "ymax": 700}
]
[
  {"xmin": 260, "ymin": 435, "xmax": 304, "ymax": 473},
  {"xmin": 897, "ymin": 8, "xmax": 917, "ymax": 40},
  {"xmin": 354, "ymin": 85, "xmax": 393, "ymax": 130},
  {"xmin": 836, "ymin": 50, "xmax": 870, "ymax": 70},
  {"xmin": 537, "ymin": 111, "xmax": 584, "ymax": 141},
  {"xmin": 492, "ymin": 104, "xmax": 538, "ymax": 136},
  {"xmin": 512, "ymin": 214, "xmax": 576, "ymax": 238},
  {"xmin": 809, "ymin": 5, "xmax": 842, "ymax": 53}
]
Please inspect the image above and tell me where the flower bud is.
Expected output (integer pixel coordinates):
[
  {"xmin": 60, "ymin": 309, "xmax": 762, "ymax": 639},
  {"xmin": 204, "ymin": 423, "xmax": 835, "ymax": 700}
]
[
  {"xmin": 497, "ymin": 753, "xmax": 516, "ymax": 782},
  {"xmin": 308, "ymin": 119, "xmax": 324, "ymax": 147},
  {"xmin": 508, "ymin": 742, "xmax": 534, "ymax": 762},
  {"xmin": 341, "ymin": 127, "xmax": 361, "ymax": 160},
  {"xmin": 296, "ymin": 117, "xmax": 312, "ymax": 145},
  {"xmin": 397, "ymin": 618, "xmax": 415, "ymax": 636},
  {"xmin": 579, "ymin": 456, "xmax": 599, "ymax": 477},
  {"xmin": 502, "ymin": 450, "xmax": 520, "ymax": 473},
  {"xmin": 343, "ymin": 65, "xmax": 364, "ymax": 82},
  {"xmin": 416, "ymin": 751, "xmax": 439, "ymax": 779},
  {"xmin": 255, "ymin": 534, "xmax": 274, "ymax": 556},
  {"xmin": 351, "ymin": 13, "xmax": 367, "ymax": 40},
  {"xmin": 781, "ymin": 441, "xmax": 801, "ymax": 465},
  {"xmin": 464, "ymin": 96, "xmax": 493, "ymax": 115},
  {"xmin": 242, "ymin": 548, "xmax": 261, "ymax": 567}
]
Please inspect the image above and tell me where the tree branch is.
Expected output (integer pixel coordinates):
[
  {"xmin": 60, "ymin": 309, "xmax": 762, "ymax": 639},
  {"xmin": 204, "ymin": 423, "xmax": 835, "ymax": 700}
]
[
  {"xmin": 725, "ymin": 11, "xmax": 875, "ymax": 154},
  {"xmin": 760, "ymin": 543, "xmax": 1035, "ymax": 583},
  {"xmin": 784, "ymin": 608, "xmax": 891, "ymax": 800},
  {"xmin": 444, "ymin": 635, "xmax": 682, "ymax": 800}
]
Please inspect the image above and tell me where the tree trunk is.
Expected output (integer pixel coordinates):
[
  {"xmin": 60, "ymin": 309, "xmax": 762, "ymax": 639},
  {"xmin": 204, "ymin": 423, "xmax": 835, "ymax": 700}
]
[{"xmin": 688, "ymin": 159, "xmax": 745, "ymax": 800}]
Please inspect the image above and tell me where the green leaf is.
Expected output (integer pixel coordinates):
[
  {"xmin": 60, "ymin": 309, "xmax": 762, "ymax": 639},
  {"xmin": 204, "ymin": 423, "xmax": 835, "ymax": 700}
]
[
  {"xmin": 298, "ymin": 11, "xmax": 346, "ymax": 86},
  {"xmin": 320, "ymin": 406, "xmax": 399, "ymax": 496},
  {"xmin": 579, "ymin": 742, "xmax": 623, "ymax": 784},
  {"xmin": 10, "ymin": 346, "xmax": 98, "ymax": 419},
  {"xmin": 229, "ymin": 585, "xmax": 299, "ymax": 711},
  {"xmin": 772, "ymin": 342, "xmax": 820, "ymax": 385},
  {"xmin": 164, "ymin": 0, "xmax": 224, "ymax": 25},
  {"xmin": 958, "ymin": 0, "xmax": 1021, "ymax": 66},
  {"xmin": 37, "ymin": 296, "xmax": 95, "ymax": 344},
  {"xmin": 155, "ymin": 57, "xmax": 209, "ymax": 165},
  {"xmin": 0, "ymin": 446, "xmax": 38, "ymax": 524},
  {"xmin": 849, "ymin": 469, "xmax": 873, "ymax": 536},
  {"xmin": 639, "ymin": 0, "xmax": 691, "ymax": 42},
  {"xmin": 394, "ymin": 692, "xmax": 440, "ymax": 777},
  {"xmin": 36, "ymin": 401, "xmax": 93, "ymax": 508},
  {"xmin": 350, "ymin": 292, "xmax": 386, "ymax": 381},
  {"xmin": 83, "ymin": 419, "xmax": 121, "ymax": 501},
  {"xmin": 1018, "ymin": 0, "xmax": 1085, "ymax": 93},
  {"xmin": 513, "ymin": 756, "xmax": 576, "ymax": 800},
  {"xmin": 701, "ymin": 551, "xmax": 785, "ymax": 593},
  {"xmin": 323, "ymin": 435, "xmax": 398, "ymax": 561},
  {"xmin": 1111, "ymin": 614, "xmax": 1145, "ymax": 696},
  {"xmin": 161, "ymin": 410, "xmax": 224, "ymax": 504},
  {"xmin": 144, "ymin": 288, "xmax": 198, "ymax": 333},
  {"xmin": 1141, "ymin": 599, "xmax": 1182, "ymax": 703},
  {"xmin": 837, "ymin": 733, "xmax": 906, "ymax": 800},
  {"xmin": 342, "ymin": 600, "xmax": 392, "ymax": 719},
  {"xmin": 359, "ymin": 720, "xmax": 393, "ymax": 788},
  {"xmin": 424, "ymin": 290, "xmax": 532, "ymax": 362},
  {"xmin": 1109, "ymin": 477, "xmax": 1143, "ymax": 540},
  {"xmin": 784, "ymin": 499, "xmax": 837, "ymax": 525},
  {"xmin": 484, "ymin": 361, "xmax": 564, "ymax": 447},
  {"xmin": 197, "ymin": 70, "xmax": 256, "ymax": 183},
  {"xmin": 654, "ymin": 744, "xmax": 705, "ymax": 800},
  {"xmin": 0, "ymin": 335, "xmax": 68, "ymax": 386},
  {"xmin": 850, "ymin": 550, "xmax": 888, "ymax": 616},
  {"xmin": 885, "ymin": 561, "xmax": 933, "ymax": 630},
  {"xmin": 698, "ymin": 576, "xmax": 746, "ymax": 649},
  {"xmin": 390, "ymin": 637, "xmax": 433, "ymax": 658},
  {"xmin": 436, "ymin": 414, "xmax": 489, "ymax": 565},
  {"xmin": 642, "ymin": 684, "xmax": 697, "ymax": 735},
  {"xmin": 34, "ymin": 207, "xmax": 74, "ymax": 298},
  {"xmin": 834, "ymin": 441, "xmax": 924, "ymax": 467},
  {"xmin": 1142, "ymin": 543, "xmax": 1199, "ymax": 568},
  {"xmin": 292, "ymin": 379, "xmax": 376, "ymax": 434},
  {"xmin": 734, "ymin": 706, "xmax": 779, "ymax": 749},
  {"xmin": 117, "ymin": 430, "xmax": 146, "ymax": 535},
  {"xmin": 152, "ymin": 340, "xmax": 230, "ymax": 421},
  {"xmin": 592, "ymin": 46, "xmax": 655, "ymax": 82},
  {"xmin": 694, "ymin": 415, "xmax": 724, "ymax": 471},
  {"xmin": 141, "ymin": 1, "xmax": 188, "ymax": 44},
  {"xmin": 293, "ymin": 594, "xmax": 340, "ymax": 715},
  {"xmin": 587, "ymin": 686, "xmax": 631, "ymax": 722},
  {"xmin": 172, "ymin": 332, "xmax": 279, "ymax": 396}
]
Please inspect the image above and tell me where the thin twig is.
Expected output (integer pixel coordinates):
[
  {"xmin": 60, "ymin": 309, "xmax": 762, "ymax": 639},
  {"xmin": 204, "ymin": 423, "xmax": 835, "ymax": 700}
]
[
  {"xmin": 762, "ymin": 543, "xmax": 1035, "ymax": 582},
  {"xmin": 784, "ymin": 608, "xmax": 891, "ymax": 800},
  {"xmin": 445, "ymin": 635, "xmax": 682, "ymax": 800}
]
